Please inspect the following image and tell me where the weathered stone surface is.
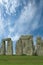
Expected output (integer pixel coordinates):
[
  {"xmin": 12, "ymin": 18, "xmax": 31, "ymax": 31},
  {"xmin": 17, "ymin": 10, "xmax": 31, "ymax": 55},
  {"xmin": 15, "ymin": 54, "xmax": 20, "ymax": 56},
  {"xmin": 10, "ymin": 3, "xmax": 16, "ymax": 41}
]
[
  {"xmin": 1, "ymin": 41, "xmax": 5, "ymax": 55},
  {"xmin": 16, "ymin": 39, "xmax": 23, "ymax": 55},
  {"xmin": 2, "ymin": 38, "xmax": 11, "ymax": 41},
  {"xmin": 36, "ymin": 37, "xmax": 43, "ymax": 56},
  {"xmin": 7, "ymin": 40, "xmax": 13, "ymax": 55},
  {"xmin": 16, "ymin": 35, "xmax": 34, "ymax": 55},
  {"xmin": 1, "ymin": 38, "xmax": 13, "ymax": 55}
]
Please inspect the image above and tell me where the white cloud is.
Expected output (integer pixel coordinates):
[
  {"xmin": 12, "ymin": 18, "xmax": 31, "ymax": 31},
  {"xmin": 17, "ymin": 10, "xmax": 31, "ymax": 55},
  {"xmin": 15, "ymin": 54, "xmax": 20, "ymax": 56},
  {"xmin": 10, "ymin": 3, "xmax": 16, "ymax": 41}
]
[
  {"xmin": 31, "ymin": 22, "xmax": 38, "ymax": 31},
  {"xmin": 8, "ymin": 27, "xmax": 14, "ymax": 33},
  {"xmin": 8, "ymin": 33, "xmax": 20, "ymax": 41},
  {"xmin": 0, "ymin": 21, "xmax": 4, "ymax": 35},
  {"xmin": 7, "ymin": 1, "xmax": 38, "ymax": 41},
  {"xmin": 9, "ymin": 1, "xmax": 43, "ymax": 42},
  {"xmin": 0, "ymin": 10, "xmax": 5, "ymax": 35},
  {"xmin": 13, "ymin": 1, "xmax": 37, "ymax": 32},
  {"xmin": 0, "ymin": 0, "xmax": 42, "ymax": 42},
  {"xmin": 17, "ymin": 2, "xmax": 36, "ymax": 24},
  {"xmin": 2, "ymin": 0, "xmax": 20, "ymax": 15},
  {"xmin": 0, "ymin": 0, "xmax": 2, "ymax": 4},
  {"xmin": 12, "ymin": 34, "xmax": 20, "ymax": 41}
]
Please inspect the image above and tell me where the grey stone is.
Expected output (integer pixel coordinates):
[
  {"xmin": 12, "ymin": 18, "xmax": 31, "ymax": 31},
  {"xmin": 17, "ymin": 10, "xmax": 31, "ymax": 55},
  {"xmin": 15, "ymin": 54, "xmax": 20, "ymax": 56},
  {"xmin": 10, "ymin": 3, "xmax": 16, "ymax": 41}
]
[
  {"xmin": 1, "ymin": 38, "xmax": 13, "ymax": 55},
  {"xmin": 16, "ymin": 35, "xmax": 34, "ymax": 55},
  {"xmin": 36, "ymin": 37, "xmax": 43, "ymax": 56}
]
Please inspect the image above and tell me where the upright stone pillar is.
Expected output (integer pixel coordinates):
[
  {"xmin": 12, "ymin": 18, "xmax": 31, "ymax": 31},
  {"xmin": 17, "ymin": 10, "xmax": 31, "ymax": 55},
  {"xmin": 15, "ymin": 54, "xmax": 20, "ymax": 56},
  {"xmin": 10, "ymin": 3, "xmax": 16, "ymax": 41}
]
[
  {"xmin": 36, "ymin": 37, "xmax": 42, "ymax": 56},
  {"xmin": 16, "ymin": 39, "xmax": 23, "ymax": 55},
  {"xmin": 1, "ymin": 41, "xmax": 5, "ymax": 55},
  {"xmin": 23, "ymin": 36, "xmax": 34, "ymax": 55},
  {"xmin": 7, "ymin": 39, "xmax": 13, "ymax": 55}
]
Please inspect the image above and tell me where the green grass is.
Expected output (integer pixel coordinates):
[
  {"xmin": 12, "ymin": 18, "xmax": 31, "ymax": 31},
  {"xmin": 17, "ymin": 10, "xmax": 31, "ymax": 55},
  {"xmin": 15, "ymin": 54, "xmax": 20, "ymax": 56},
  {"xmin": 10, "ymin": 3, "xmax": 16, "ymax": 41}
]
[{"xmin": 0, "ymin": 55, "xmax": 43, "ymax": 65}]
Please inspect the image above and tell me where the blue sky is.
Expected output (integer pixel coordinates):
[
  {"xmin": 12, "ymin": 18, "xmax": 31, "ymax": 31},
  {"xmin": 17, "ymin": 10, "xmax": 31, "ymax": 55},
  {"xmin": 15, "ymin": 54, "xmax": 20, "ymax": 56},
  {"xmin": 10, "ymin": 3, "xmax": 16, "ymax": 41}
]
[{"xmin": 0, "ymin": 0, "xmax": 43, "ymax": 54}]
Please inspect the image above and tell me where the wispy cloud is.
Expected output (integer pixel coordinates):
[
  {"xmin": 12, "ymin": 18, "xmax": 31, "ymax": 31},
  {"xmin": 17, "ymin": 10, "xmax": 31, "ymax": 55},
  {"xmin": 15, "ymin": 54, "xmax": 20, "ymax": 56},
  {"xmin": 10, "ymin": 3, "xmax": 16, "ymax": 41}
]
[
  {"xmin": 0, "ymin": 8, "xmax": 5, "ymax": 35},
  {"xmin": 2, "ymin": 0, "xmax": 20, "ymax": 15},
  {"xmin": 7, "ymin": 1, "xmax": 37, "ymax": 41},
  {"xmin": 8, "ymin": 0, "xmax": 43, "ymax": 42},
  {"xmin": 0, "ymin": 0, "xmax": 2, "ymax": 4},
  {"xmin": 0, "ymin": 0, "xmax": 43, "ymax": 41}
]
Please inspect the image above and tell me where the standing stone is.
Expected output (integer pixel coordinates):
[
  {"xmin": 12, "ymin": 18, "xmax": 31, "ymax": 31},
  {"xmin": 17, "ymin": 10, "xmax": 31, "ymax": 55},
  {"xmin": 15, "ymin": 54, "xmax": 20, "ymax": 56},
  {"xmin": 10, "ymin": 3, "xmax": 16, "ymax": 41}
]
[
  {"xmin": 16, "ymin": 39, "xmax": 23, "ymax": 55},
  {"xmin": 1, "ymin": 41, "xmax": 5, "ymax": 55},
  {"xmin": 36, "ymin": 37, "xmax": 43, "ymax": 56},
  {"xmin": 40, "ymin": 39, "xmax": 43, "ymax": 56},
  {"xmin": 7, "ymin": 39, "xmax": 13, "ymax": 55},
  {"xmin": 16, "ymin": 35, "xmax": 34, "ymax": 55},
  {"xmin": 21, "ymin": 35, "xmax": 34, "ymax": 55}
]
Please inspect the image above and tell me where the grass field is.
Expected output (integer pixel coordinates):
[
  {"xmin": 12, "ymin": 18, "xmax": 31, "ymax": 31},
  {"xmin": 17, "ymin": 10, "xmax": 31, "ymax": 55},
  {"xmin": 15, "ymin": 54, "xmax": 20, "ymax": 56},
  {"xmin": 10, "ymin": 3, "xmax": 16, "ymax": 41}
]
[{"xmin": 0, "ymin": 56, "xmax": 43, "ymax": 65}]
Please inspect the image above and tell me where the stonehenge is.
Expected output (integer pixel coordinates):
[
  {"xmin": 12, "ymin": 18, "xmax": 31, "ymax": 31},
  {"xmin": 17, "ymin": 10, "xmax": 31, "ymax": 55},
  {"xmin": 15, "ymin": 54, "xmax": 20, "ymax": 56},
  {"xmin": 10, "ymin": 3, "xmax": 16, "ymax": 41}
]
[{"xmin": 0, "ymin": 35, "xmax": 43, "ymax": 56}]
